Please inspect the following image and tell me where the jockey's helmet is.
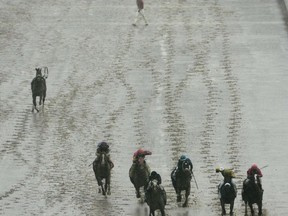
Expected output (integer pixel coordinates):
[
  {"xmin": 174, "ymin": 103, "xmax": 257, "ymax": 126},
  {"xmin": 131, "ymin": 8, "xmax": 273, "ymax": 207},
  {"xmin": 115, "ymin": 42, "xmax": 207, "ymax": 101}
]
[
  {"xmin": 151, "ymin": 171, "xmax": 157, "ymax": 176},
  {"xmin": 251, "ymin": 164, "xmax": 258, "ymax": 170},
  {"xmin": 180, "ymin": 155, "xmax": 187, "ymax": 161},
  {"xmin": 98, "ymin": 141, "xmax": 109, "ymax": 149}
]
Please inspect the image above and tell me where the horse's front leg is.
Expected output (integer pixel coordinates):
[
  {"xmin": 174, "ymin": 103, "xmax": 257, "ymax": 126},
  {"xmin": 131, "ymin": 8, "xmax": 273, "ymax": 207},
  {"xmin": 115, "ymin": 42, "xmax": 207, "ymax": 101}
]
[
  {"xmin": 96, "ymin": 178, "xmax": 103, "ymax": 194},
  {"xmin": 257, "ymin": 202, "xmax": 262, "ymax": 215},
  {"xmin": 95, "ymin": 176, "xmax": 103, "ymax": 194},
  {"xmin": 39, "ymin": 95, "xmax": 43, "ymax": 105},
  {"xmin": 244, "ymin": 201, "xmax": 248, "ymax": 216},
  {"xmin": 135, "ymin": 186, "xmax": 141, "ymax": 198},
  {"xmin": 230, "ymin": 200, "xmax": 234, "ymax": 215},
  {"xmin": 249, "ymin": 203, "xmax": 254, "ymax": 215},
  {"xmin": 182, "ymin": 188, "xmax": 190, "ymax": 207},
  {"xmin": 221, "ymin": 200, "xmax": 226, "ymax": 215},
  {"xmin": 176, "ymin": 189, "xmax": 181, "ymax": 202},
  {"xmin": 100, "ymin": 179, "xmax": 106, "ymax": 196},
  {"xmin": 106, "ymin": 176, "xmax": 111, "ymax": 195}
]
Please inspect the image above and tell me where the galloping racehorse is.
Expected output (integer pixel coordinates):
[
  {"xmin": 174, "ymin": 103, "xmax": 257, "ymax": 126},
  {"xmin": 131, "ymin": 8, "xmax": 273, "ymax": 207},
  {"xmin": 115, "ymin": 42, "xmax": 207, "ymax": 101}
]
[
  {"xmin": 129, "ymin": 157, "xmax": 150, "ymax": 199},
  {"xmin": 93, "ymin": 152, "xmax": 112, "ymax": 196},
  {"xmin": 171, "ymin": 161, "xmax": 192, "ymax": 207},
  {"xmin": 31, "ymin": 67, "xmax": 48, "ymax": 112},
  {"xmin": 146, "ymin": 179, "xmax": 167, "ymax": 216},
  {"xmin": 219, "ymin": 182, "xmax": 236, "ymax": 215},
  {"xmin": 242, "ymin": 175, "xmax": 263, "ymax": 215}
]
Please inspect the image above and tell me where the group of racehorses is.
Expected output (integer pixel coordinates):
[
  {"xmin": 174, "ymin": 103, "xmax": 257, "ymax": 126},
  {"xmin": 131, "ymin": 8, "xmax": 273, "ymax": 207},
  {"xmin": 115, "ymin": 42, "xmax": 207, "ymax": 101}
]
[
  {"xmin": 92, "ymin": 151, "xmax": 263, "ymax": 216},
  {"xmin": 31, "ymin": 69, "xmax": 263, "ymax": 215},
  {"xmin": 220, "ymin": 176, "xmax": 263, "ymax": 216},
  {"xmin": 92, "ymin": 151, "xmax": 191, "ymax": 216}
]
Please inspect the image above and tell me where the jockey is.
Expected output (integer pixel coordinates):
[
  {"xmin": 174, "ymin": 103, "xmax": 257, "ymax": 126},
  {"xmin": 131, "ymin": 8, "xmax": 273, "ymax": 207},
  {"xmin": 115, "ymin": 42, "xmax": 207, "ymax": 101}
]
[
  {"xmin": 93, "ymin": 141, "xmax": 114, "ymax": 169},
  {"xmin": 177, "ymin": 155, "xmax": 193, "ymax": 172},
  {"xmin": 246, "ymin": 164, "xmax": 263, "ymax": 191},
  {"xmin": 149, "ymin": 171, "xmax": 162, "ymax": 184},
  {"xmin": 171, "ymin": 155, "xmax": 193, "ymax": 182},
  {"xmin": 129, "ymin": 148, "xmax": 151, "ymax": 180},
  {"xmin": 132, "ymin": 148, "xmax": 152, "ymax": 163},
  {"xmin": 146, "ymin": 171, "xmax": 167, "ymax": 205},
  {"xmin": 216, "ymin": 167, "xmax": 237, "ymax": 198}
]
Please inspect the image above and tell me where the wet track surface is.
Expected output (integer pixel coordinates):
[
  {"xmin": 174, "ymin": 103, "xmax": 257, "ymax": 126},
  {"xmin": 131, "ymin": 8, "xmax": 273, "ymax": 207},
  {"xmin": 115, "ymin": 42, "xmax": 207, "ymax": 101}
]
[{"xmin": 1, "ymin": 0, "xmax": 288, "ymax": 215}]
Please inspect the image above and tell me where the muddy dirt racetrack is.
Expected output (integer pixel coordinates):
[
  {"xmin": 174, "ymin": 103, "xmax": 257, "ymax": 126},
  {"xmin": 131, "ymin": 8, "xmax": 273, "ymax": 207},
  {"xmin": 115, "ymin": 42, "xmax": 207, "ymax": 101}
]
[{"xmin": 1, "ymin": 0, "xmax": 288, "ymax": 215}]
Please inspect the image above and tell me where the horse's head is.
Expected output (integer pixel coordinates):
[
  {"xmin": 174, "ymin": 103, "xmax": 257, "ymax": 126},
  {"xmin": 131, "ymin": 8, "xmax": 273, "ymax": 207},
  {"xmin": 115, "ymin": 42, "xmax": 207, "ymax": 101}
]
[
  {"xmin": 247, "ymin": 174, "xmax": 257, "ymax": 184},
  {"xmin": 181, "ymin": 161, "xmax": 192, "ymax": 177},
  {"xmin": 35, "ymin": 68, "xmax": 42, "ymax": 77},
  {"xmin": 182, "ymin": 160, "xmax": 191, "ymax": 170},
  {"xmin": 99, "ymin": 152, "xmax": 109, "ymax": 167},
  {"xmin": 149, "ymin": 179, "xmax": 160, "ymax": 192},
  {"xmin": 224, "ymin": 182, "xmax": 231, "ymax": 190}
]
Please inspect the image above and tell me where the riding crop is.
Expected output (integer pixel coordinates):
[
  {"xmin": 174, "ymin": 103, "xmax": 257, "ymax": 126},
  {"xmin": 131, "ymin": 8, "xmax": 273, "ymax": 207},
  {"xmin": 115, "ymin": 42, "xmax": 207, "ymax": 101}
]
[{"xmin": 192, "ymin": 172, "xmax": 199, "ymax": 189}]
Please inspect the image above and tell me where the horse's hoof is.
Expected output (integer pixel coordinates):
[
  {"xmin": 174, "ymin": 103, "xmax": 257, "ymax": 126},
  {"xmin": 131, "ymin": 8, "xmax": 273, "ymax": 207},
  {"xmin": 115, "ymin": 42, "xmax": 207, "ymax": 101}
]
[
  {"xmin": 98, "ymin": 189, "xmax": 101, "ymax": 193},
  {"xmin": 107, "ymin": 191, "xmax": 111, "ymax": 195},
  {"xmin": 136, "ymin": 193, "xmax": 141, "ymax": 198}
]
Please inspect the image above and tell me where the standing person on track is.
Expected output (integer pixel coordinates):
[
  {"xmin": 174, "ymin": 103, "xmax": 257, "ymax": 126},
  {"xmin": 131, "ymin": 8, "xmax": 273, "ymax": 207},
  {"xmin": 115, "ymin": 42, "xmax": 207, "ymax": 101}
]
[{"xmin": 133, "ymin": 0, "xmax": 148, "ymax": 26}]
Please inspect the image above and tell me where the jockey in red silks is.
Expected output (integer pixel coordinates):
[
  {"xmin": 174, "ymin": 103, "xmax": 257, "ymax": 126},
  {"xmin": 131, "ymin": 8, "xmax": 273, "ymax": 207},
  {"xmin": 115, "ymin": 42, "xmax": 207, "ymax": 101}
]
[
  {"xmin": 132, "ymin": 149, "xmax": 152, "ymax": 162},
  {"xmin": 246, "ymin": 164, "xmax": 263, "ymax": 190},
  {"xmin": 129, "ymin": 148, "xmax": 152, "ymax": 179}
]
